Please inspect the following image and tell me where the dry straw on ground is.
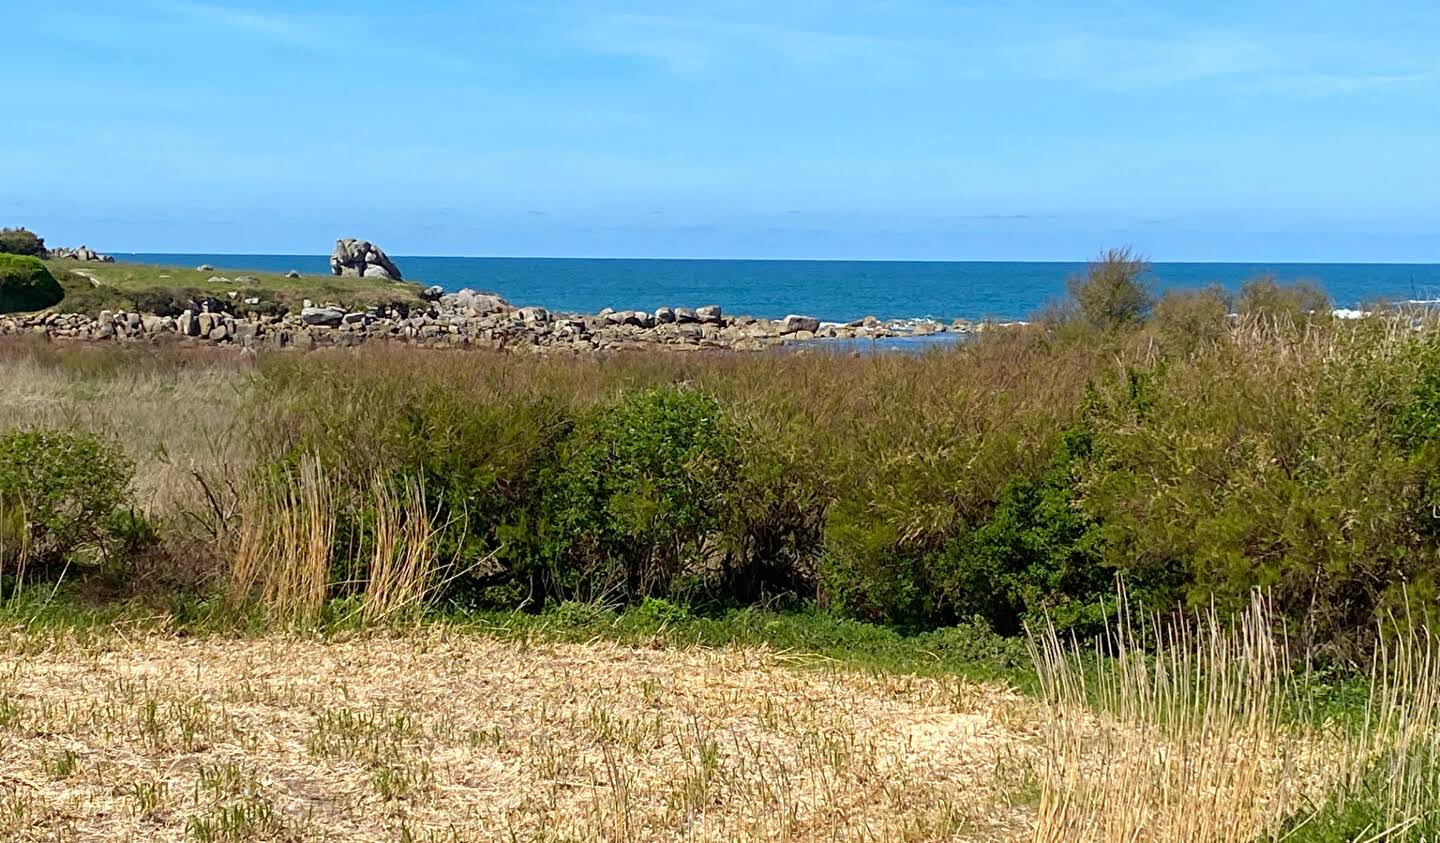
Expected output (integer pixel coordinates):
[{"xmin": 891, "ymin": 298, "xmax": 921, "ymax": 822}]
[{"xmin": 0, "ymin": 631, "xmax": 1042, "ymax": 842}]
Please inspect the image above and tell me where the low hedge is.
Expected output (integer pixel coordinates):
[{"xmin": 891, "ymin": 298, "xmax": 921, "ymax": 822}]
[{"xmin": 0, "ymin": 253, "xmax": 65, "ymax": 314}]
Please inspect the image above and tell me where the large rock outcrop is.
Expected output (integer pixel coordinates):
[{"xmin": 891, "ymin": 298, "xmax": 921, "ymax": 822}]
[
  {"xmin": 48, "ymin": 245, "xmax": 114, "ymax": 263},
  {"xmin": 330, "ymin": 239, "xmax": 403, "ymax": 281}
]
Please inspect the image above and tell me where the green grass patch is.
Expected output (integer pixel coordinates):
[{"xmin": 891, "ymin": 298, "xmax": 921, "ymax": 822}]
[
  {"xmin": 0, "ymin": 583, "xmax": 1032, "ymax": 684},
  {"xmin": 43, "ymin": 258, "xmax": 425, "ymax": 316},
  {"xmin": 0, "ymin": 254, "xmax": 65, "ymax": 314}
]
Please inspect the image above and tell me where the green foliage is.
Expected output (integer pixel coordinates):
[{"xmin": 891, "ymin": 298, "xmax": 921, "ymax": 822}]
[
  {"xmin": 819, "ymin": 425, "xmax": 1110, "ymax": 634},
  {"xmin": 16, "ymin": 279, "xmax": 1435, "ymax": 657},
  {"xmin": 0, "ymin": 253, "xmax": 65, "ymax": 314},
  {"xmin": 935, "ymin": 426, "xmax": 1111, "ymax": 635},
  {"xmin": 38, "ymin": 258, "xmax": 426, "ymax": 316},
  {"xmin": 0, "ymin": 227, "xmax": 46, "ymax": 257},
  {"xmin": 1064, "ymin": 247, "xmax": 1155, "ymax": 331},
  {"xmin": 51, "ymin": 268, "xmax": 133, "ymax": 316},
  {"xmin": 1237, "ymin": 275, "xmax": 1332, "ymax": 319},
  {"xmin": 1153, "ymin": 284, "xmax": 1230, "ymax": 353},
  {"xmin": 0, "ymin": 428, "xmax": 134, "ymax": 569},
  {"xmin": 1081, "ymin": 332, "xmax": 1435, "ymax": 656},
  {"xmin": 537, "ymin": 386, "xmax": 744, "ymax": 602}
]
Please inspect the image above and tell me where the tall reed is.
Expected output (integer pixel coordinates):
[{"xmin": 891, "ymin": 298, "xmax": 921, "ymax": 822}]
[
  {"xmin": 0, "ymin": 498, "xmax": 31, "ymax": 602},
  {"xmin": 358, "ymin": 472, "xmax": 445, "ymax": 626},
  {"xmin": 228, "ymin": 456, "xmax": 335, "ymax": 624},
  {"xmin": 228, "ymin": 460, "xmax": 456, "ymax": 627},
  {"xmin": 1312, "ymin": 611, "xmax": 1440, "ymax": 841},
  {"xmin": 1027, "ymin": 592, "xmax": 1331, "ymax": 843}
]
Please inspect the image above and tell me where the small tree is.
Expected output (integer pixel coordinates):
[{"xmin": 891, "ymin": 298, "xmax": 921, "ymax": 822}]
[
  {"xmin": 1065, "ymin": 247, "xmax": 1155, "ymax": 331},
  {"xmin": 0, "ymin": 227, "xmax": 47, "ymax": 257}
]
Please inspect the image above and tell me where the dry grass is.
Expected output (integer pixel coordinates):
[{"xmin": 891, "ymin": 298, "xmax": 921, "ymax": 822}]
[
  {"xmin": 228, "ymin": 456, "xmax": 336, "ymax": 625},
  {"xmin": 0, "ymin": 630, "xmax": 1042, "ymax": 842},
  {"xmin": 1027, "ymin": 594, "xmax": 1340, "ymax": 843},
  {"xmin": 1026, "ymin": 592, "xmax": 1440, "ymax": 843},
  {"xmin": 1327, "ymin": 612, "xmax": 1440, "ymax": 840},
  {"xmin": 0, "ymin": 343, "xmax": 257, "ymax": 516}
]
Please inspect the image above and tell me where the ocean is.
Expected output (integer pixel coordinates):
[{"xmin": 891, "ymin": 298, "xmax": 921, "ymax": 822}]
[{"xmin": 118, "ymin": 254, "xmax": 1440, "ymax": 323}]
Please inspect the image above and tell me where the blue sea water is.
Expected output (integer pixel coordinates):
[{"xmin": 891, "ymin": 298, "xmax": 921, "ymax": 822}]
[{"xmin": 119, "ymin": 254, "xmax": 1440, "ymax": 323}]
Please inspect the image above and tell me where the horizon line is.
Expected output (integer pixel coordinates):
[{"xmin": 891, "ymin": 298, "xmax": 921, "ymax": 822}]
[{"xmin": 112, "ymin": 251, "xmax": 1440, "ymax": 267}]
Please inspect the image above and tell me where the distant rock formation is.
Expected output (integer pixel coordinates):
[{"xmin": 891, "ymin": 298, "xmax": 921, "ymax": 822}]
[
  {"xmin": 330, "ymin": 239, "xmax": 402, "ymax": 281},
  {"xmin": 49, "ymin": 245, "xmax": 114, "ymax": 263}
]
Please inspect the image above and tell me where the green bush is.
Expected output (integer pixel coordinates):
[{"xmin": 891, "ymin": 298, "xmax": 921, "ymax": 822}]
[
  {"xmin": 220, "ymin": 302, "xmax": 1440, "ymax": 653},
  {"xmin": 1064, "ymin": 248, "xmax": 1155, "ymax": 331},
  {"xmin": 537, "ymin": 386, "xmax": 744, "ymax": 602},
  {"xmin": 52, "ymin": 272, "xmax": 133, "ymax": 317},
  {"xmin": 0, "ymin": 227, "xmax": 46, "ymax": 257},
  {"xmin": 1080, "ymin": 332, "xmax": 1433, "ymax": 656},
  {"xmin": 933, "ymin": 426, "xmax": 1111, "ymax": 636},
  {"xmin": 0, "ymin": 428, "xmax": 135, "ymax": 570},
  {"xmin": 1237, "ymin": 276, "xmax": 1331, "ymax": 320},
  {"xmin": 0, "ymin": 254, "xmax": 65, "ymax": 314},
  {"xmin": 1153, "ymin": 284, "xmax": 1230, "ymax": 353}
]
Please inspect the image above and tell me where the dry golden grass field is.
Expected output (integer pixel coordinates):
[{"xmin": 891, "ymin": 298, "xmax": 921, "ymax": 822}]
[
  {"xmin": 0, "ymin": 616, "xmax": 1398, "ymax": 843},
  {"xmin": 0, "ymin": 630, "xmax": 1047, "ymax": 842}
]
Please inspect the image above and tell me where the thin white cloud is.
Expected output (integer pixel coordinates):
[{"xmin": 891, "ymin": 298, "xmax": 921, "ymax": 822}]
[
  {"xmin": 1013, "ymin": 27, "xmax": 1277, "ymax": 89},
  {"xmin": 567, "ymin": 4, "xmax": 1438, "ymax": 98},
  {"xmin": 153, "ymin": 1, "xmax": 468, "ymax": 71},
  {"xmin": 160, "ymin": 1, "xmax": 322, "ymax": 48},
  {"xmin": 569, "ymin": 11, "xmax": 919, "ymax": 76},
  {"xmin": 999, "ymin": 21, "xmax": 1437, "ymax": 96}
]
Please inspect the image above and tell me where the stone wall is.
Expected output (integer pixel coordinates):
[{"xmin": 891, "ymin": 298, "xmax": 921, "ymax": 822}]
[{"xmin": 0, "ymin": 289, "xmax": 971, "ymax": 353}]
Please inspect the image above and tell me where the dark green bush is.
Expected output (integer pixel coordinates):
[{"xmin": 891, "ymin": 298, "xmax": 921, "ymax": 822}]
[
  {"xmin": 933, "ymin": 426, "xmax": 1111, "ymax": 636},
  {"xmin": 537, "ymin": 386, "xmax": 744, "ymax": 602},
  {"xmin": 0, "ymin": 254, "xmax": 65, "ymax": 314},
  {"xmin": 0, "ymin": 227, "xmax": 46, "ymax": 257},
  {"xmin": 0, "ymin": 428, "xmax": 134, "ymax": 569}
]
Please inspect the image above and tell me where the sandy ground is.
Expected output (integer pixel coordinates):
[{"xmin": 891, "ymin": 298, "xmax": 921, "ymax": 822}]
[{"xmin": 0, "ymin": 629, "xmax": 1043, "ymax": 842}]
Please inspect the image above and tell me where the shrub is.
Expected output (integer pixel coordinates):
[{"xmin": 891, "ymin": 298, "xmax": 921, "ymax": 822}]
[
  {"xmin": 1236, "ymin": 275, "xmax": 1331, "ymax": 320},
  {"xmin": 1064, "ymin": 248, "xmax": 1154, "ymax": 331},
  {"xmin": 933, "ymin": 426, "xmax": 1111, "ymax": 636},
  {"xmin": 537, "ymin": 387, "xmax": 744, "ymax": 603},
  {"xmin": 51, "ymin": 272, "xmax": 133, "ymax": 317},
  {"xmin": 1153, "ymin": 284, "xmax": 1230, "ymax": 353},
  {"xmin": 1080, "ymin": 331, "xmax": 1431, "ymax": 657},
  {"xmin": 0, "ymin": 254, "xmax": 65, "ymax": 314},
  {"xmin": 0, "ymin": 227, "xmax": 46, "ymax": 257},
  {"xmin": 0, "ymin": 428, "xmax": 134, "ymax": 570}
]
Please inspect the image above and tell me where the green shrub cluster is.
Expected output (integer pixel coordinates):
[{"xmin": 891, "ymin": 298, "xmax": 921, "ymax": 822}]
[
  {"xmin": 247, "ymin": 299, "xmax": 1440, "ymax": 656},
  {"xmin": 8, "ymin": 251, "xmax": 1425, "ymax": 657},
  {"xmin": 0, "ymin": 227, "xmax": 46, "ymax": 257},
  {"xmin": 0, "ymin": 428, "xmax": 135, "ymax": 571},
  {"xmin": 0, "ymin": 253, "xmax": 65, "ymax": 314}
]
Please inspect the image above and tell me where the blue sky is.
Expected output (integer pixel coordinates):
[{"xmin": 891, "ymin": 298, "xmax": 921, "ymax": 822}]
[{"xmin": 5, "ymin": 1, "xmax": 1440, "ymax": 260}]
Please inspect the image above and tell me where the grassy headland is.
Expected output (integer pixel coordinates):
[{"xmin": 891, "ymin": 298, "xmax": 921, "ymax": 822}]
[{"xmin": 43, "ymin": 256, "xmax": 426, "ymax": 317}]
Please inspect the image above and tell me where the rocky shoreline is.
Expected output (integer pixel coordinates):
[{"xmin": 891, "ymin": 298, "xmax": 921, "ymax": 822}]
[{"xmin": 0, "ymin": 286, "xmax": 985, "ymax": 353}]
